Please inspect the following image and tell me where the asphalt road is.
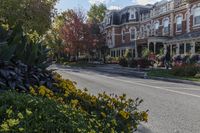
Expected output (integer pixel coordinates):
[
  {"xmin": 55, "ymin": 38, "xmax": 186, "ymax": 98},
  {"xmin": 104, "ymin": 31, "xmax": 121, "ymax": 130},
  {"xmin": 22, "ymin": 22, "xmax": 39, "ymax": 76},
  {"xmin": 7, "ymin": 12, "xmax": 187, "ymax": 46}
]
[{"xmin": 50, "ymin": 65, "xmax": 200, "ymax": 133}]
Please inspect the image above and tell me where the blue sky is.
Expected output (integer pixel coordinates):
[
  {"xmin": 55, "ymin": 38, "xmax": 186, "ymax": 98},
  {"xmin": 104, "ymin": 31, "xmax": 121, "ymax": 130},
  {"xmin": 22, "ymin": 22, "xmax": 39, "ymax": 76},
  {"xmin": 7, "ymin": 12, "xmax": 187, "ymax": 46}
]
[{"xmin": 55, "ymin": 0, "xmax": 160, "ymax": 12}]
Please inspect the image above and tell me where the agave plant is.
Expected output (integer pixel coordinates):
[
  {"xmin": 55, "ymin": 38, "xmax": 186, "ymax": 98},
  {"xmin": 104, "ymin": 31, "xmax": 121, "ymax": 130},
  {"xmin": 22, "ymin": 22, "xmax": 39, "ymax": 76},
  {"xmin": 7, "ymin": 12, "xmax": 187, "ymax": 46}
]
[
  {"xmin": 0, "ymin": 60, "xmax": 54, "ymax": 91},
  {"xmin": 0, "ymin": 24, "xmax": 51, "ymax": 69}
]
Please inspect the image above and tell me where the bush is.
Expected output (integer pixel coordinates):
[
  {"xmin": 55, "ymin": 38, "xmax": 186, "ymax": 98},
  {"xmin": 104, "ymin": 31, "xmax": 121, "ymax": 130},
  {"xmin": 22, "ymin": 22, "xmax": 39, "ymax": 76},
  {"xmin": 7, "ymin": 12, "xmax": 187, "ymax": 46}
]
[
  {"xmin": 130, "ymin": 59, "xmax": 138, "ymax": 68},
  {"xmin": 119, "ymin": 58, "xmax": 128, "ymax": 67},
  {"xmin": 0, "ymin": 91, "xmax": 102, "ymax": 132},
  {"xmin": 172, "ymin": 65, "xmax": 200, "ymax": 77},
  {"xmin": 190, "ymin": 54, "xmax": 200, "ymax": 64},
  {"xmin": 0, "ymin": 72, "xmax": 148, "ymax": 132},
  {"xmin": 137, "ymin": 59, "xmax": 152, "ymax": 68}
]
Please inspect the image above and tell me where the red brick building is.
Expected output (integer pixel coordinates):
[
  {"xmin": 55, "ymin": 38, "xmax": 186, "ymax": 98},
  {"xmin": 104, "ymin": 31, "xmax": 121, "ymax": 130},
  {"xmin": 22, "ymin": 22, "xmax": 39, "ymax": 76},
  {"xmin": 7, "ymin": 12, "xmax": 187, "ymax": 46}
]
[{"xmin": 101, "ymin": 0, "xmax": 200, "ymax": 58}]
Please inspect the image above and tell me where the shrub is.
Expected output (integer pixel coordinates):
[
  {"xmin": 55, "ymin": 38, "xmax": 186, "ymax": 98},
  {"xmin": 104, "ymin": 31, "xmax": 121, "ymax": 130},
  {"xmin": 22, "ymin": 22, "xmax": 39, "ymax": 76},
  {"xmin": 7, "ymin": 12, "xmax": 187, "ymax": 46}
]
[
  {"xmin": 190, "ymin": 54, "xmax": 200, "ymax": 64},
  {"xmin": 137, "ymin": 58, "xmax": 152, "ymax": 68},
  {"xmin": 172, "ymin": 65, "xmax": 200, "ymax": 77},
  {"xmin": 0, "ymin": 60, "xmax": 55, "ymax": 91},
  {"xmin": 129, "ymin": 58, "xmax": 152, "ymax": 68},
  {"xmin": 156, "ymin": 55, "xmax": 165, "ymax": 67},
  {"xmin": 142, "ymin": 48, "xmax": 150, "ymax": 58},
  {"xmin": 119, "ymin": 58, "xmax": 128, "ymax": 67},
  {"xmin": 0, "ymin": 91, "xmax": 102, "ymax": 132},
  {"xmin": 0, "ymin": 72, "xmax": 149, "ymax": 132},
  {"xmin": 130, "ymin": 59, "xmax": 137, "ymax": 68}
]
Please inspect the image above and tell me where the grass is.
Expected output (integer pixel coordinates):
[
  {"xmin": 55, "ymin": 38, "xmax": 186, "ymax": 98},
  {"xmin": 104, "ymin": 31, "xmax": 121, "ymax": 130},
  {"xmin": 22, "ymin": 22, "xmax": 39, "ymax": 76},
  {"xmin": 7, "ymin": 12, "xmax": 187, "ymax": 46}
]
[
  {"xmin": 148, "ymin": 69, "xmax": 200, "ymax": 82},
  {"xmin": 62, "ymin": 61, "xmax": 98, "ymax": 68}
]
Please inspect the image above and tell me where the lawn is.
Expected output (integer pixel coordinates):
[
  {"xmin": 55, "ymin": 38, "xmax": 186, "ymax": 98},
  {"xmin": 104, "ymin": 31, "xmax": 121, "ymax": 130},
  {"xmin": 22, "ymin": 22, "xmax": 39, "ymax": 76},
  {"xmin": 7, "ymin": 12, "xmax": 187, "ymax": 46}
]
[
  {"xmin": 148, "ymin": 69, "xmax": 200, "ymax": 82},
  {"xmin": 62, "ymin": 61, "xmax": 98, "ymax": 68}
]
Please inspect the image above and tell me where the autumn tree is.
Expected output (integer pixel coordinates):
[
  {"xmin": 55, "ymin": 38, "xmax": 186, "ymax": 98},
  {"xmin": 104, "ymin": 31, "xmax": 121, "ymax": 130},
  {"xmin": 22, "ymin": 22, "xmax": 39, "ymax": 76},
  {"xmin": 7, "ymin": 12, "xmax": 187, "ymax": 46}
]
[{"xmin": 60, "ymin": 9, "xmax": 92, "ymax": 60}]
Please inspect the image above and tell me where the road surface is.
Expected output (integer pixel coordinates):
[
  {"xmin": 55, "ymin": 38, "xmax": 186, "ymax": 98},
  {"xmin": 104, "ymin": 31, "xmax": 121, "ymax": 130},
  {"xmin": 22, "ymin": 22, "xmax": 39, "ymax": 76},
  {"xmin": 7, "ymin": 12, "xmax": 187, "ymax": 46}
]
[{"xmin": 51, "ymin": 65, "xmax": 200, "ymax": 133}]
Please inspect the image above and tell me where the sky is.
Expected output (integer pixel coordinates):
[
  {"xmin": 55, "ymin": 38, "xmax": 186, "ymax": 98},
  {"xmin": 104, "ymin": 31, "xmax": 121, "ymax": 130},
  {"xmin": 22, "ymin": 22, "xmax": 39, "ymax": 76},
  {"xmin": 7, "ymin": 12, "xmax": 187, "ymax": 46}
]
[{"xmin": 55, "ymin": 0, "xmax": 161, "ymax": 12}]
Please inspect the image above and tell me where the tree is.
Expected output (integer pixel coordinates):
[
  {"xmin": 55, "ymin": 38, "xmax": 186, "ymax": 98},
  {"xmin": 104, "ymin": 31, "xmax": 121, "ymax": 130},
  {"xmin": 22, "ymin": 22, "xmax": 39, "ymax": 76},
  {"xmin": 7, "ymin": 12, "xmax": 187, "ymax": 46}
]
[
  {"xmin": 60, "ymin": 9, "xmax": 91, "ymax": 60},
  {"xmin": 87, "ymin": 4, "xmax": 107, "ymax": 23},
  {"xmin": 0, "ymin": 0, "xmax": 58, "ymax": 35}
]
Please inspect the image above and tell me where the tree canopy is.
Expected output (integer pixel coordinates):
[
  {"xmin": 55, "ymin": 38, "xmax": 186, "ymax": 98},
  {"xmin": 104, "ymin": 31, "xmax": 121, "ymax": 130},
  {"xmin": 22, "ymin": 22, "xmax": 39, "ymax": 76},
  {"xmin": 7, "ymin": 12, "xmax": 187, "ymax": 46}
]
[
  {"xmin": 0, "ymin": 0, "xmax": 58, "ymax": 35},
  {"xmin": 87, "ymin": 4, "xmax": 107, "ymax": 23}
]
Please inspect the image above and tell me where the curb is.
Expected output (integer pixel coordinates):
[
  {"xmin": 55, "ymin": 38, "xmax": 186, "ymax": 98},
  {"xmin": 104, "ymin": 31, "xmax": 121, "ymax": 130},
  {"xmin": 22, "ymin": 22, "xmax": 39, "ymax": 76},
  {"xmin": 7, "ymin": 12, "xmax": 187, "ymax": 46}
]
[{"xmin": 149, "ymin": 76, "xmax": 200, "ymax": 86}]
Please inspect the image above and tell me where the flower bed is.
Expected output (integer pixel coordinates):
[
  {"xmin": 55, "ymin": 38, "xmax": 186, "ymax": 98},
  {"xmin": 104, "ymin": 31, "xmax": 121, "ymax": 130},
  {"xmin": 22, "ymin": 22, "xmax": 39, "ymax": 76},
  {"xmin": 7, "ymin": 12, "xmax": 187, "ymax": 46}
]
[{"xmin": 0, "ymin": 61, "xmax": 148, "ymax": 132}]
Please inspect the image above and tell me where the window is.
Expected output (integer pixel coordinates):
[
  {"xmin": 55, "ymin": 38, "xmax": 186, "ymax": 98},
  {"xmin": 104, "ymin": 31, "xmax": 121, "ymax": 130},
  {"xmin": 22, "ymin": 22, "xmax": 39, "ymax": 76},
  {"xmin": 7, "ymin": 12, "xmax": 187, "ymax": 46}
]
[
  {"xmin": 141, "ymin": 27, "xmax": 144, "ymax": 37},
  {"xmin": 130, "ymin": 28, "xmax": 136, "ymax": 40},
  {"xmin": 194, "ymin": 7, "xmax": 200, "ymax": 26},
  {"xmin": 122, "ymin": 29, "xmax": 125, "ymax": 42},
  {"xmin": 176, "ymin": 16, "xmax": 182, "ymax": 32},
  {"xmin": 155, "ymin": 22, "xmax": 159, "ymax": 30},
  {"xmin": 163, "ymin": 19, "xmax": 169, "ymax": 33},
  {"xmin": 129, "ymin": 10, "xmax": 135, "ymax": 20},
  {"xmin": 146, "ymin": 25, "xmax": 150, "ymax": 36}
]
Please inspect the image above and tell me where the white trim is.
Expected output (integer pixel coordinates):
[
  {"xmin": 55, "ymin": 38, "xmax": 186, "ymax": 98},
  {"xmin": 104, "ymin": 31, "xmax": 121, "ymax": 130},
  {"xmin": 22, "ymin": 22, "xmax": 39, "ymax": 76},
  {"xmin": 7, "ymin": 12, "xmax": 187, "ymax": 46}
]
[
  {"xmin": 162, "ymin": 17, "xmax": 170, "ymax": 35},
  {"xmin": 192, "ymin": 5, "xmax": 200, "ymax": 27},
  {"xmin": 129, "ymin": 27, "xmax": 137, "ymax": 41},
  {"xmin": 175, "ymin": 14, "xmax": 183, "ymax": 32},
  {"xmin": 121, "ymin": 28, "xmax": 126, "ymax": 43}
]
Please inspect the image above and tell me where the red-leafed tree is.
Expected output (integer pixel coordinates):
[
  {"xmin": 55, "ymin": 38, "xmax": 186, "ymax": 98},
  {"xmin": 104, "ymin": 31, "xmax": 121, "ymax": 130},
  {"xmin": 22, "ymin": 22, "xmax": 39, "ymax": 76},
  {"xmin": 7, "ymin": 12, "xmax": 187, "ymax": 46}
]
[
  {"xmin": 58, "ymin": 8, "xmax": 107, "ymax": 61},
  {"xmin": 60, "ymin": 9, "xmax": 93, "ymax": 60}
]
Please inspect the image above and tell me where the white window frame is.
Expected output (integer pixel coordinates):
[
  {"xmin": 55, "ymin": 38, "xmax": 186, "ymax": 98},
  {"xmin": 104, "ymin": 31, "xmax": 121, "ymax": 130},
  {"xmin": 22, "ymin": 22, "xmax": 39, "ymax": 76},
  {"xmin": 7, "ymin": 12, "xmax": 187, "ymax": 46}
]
[
  {"xmin": 146, "ymin": 24, "xmax": 151, "ymax": 37},
  {"xmin": 129, "ymin": 9, "xmax": 135, "ymax": 20},
  {"xmin": 122, "ymin": 29, "xmax": 126, "ymax": 43},
  {"xmin": 176, "ymin": 15, "xmax": 183, "ymax": 32},
  {"xmin": 163, "ymin": 18, "xmax": 169, "ymax": 34},
  {"xmin": 130, "ymin": 27, "xmax": 136, "ymax": 41},
  {"xmin": 193, "ymin": 7, "xmax": 200, "ymax": 26},
  {"xmin": 154, "ymin": 21, "xmax": 159, "ymax": 30}
]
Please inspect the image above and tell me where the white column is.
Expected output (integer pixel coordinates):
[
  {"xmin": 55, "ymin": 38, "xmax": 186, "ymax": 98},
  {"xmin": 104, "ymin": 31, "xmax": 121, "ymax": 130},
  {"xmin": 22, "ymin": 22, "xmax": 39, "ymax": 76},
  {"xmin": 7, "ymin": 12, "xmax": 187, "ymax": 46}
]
[
  {"xmin": 135, "ymin": 43, "xmax": 138, "ymax": 58},
  {"xmin": 184, "ymin": 43, "xmax": 187, "ymax": 54},
  {"xmin": 176, "ymin": 43, "xmax": 180, "ymax": 55},
  {"xmin": 154, "ymin": 42, "xmax": 156, "ymax": 54},
  {"xmin": 191, "ymin": 41, "xmax": 195, "ymax": 54},
  {"xmin": 164, "ymin": 44, "xmax": 167, "ymax": 55},
  {"xmin": 170, "ymin": 44, "xmax": 173, "ymax": 55},
  {"xmin": 112, "ymin": 27, "xmax": 115, "ymax": 47}
]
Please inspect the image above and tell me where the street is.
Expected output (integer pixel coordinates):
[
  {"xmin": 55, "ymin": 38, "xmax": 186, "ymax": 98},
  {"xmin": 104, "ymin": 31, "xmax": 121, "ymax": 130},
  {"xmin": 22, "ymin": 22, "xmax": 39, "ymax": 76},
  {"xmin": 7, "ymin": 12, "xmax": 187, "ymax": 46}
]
[{"xmin": 51, "ymin": 65, "xmax": 200, "ymax": 133}]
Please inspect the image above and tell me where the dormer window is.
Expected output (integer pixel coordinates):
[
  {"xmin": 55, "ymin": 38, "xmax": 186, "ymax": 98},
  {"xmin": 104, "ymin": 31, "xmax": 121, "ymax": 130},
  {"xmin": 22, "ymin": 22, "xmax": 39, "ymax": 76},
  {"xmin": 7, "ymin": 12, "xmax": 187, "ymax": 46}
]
[{"xmin": 129, "ymin": 9, "xmax": 135, "ymax": 20}]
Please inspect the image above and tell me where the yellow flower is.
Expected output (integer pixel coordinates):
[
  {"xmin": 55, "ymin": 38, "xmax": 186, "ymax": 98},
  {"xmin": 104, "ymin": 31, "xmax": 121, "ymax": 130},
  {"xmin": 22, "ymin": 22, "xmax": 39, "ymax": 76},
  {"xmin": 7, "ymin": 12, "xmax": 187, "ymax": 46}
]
[
  {"xmin": 38, "ymin": 86, "xmax": 46, "ymax": 96},
  {"xmin": 100, "ymin": 112, "xmax": 106, "ymax": 118},
  {"xmin": 111, "ymin": 119, "xmax": 117, "ymax": 126},
  {"xmin": 6, "ymin": 107, "xmax": 13, "ymax": 117},
  {"xmin": 18, "ymin": 112, "xmax": 24, "ymax": 119},
  {"xmin": 26, "ymin": 109, "xmax": 32, "ymax": 116},
  {"xmin": 19, "ymin": 128, "xmax": 24, "ymax": 132},
  {"xmin": 7, "ymin": 119, "xmax": 20, "ymax": 127},
  {"xmin": 0, "ymin": 123, "xmax": 9, "ymax": 131},
  {"xmin": 119, "ymin": 110, "xmax": 130, "ymax": 120},
  {"xmin": 30, "ymin": 87, "xmax": 37, "ymax": 95},
  {"xmin": 142, "ymin": 112, "xmax": 148, "ymax": 122},
  {"xmin": 71, "ymin": 100, "xmax": 79, "ymax": 108}
]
